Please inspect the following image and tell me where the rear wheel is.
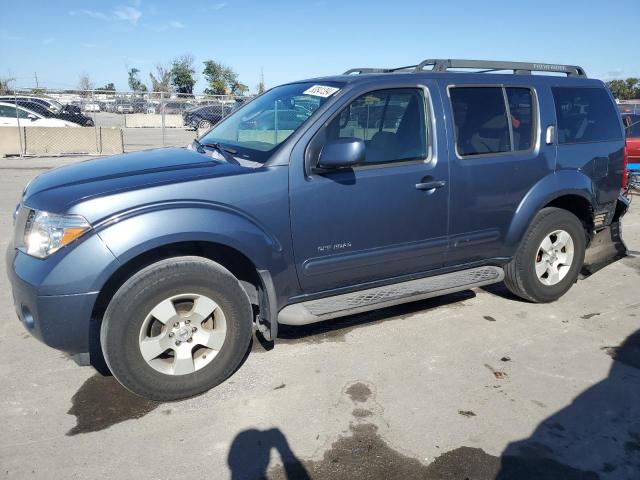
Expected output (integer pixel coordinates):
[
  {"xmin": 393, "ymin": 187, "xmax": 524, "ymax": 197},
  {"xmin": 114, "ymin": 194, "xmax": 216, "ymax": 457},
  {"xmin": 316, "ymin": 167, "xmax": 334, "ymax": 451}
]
[
  {"xmin": 504, "ymin": 208, "xmax": 586, "ymax": 303},
  {"xmin": 100, "ymin": 256, "xmax": 253, "ymax": 401}
]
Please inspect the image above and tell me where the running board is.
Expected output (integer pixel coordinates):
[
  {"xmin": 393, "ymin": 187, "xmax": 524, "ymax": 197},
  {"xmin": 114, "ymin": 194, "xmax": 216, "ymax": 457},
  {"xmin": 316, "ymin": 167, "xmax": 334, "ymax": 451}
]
[{"xmin": 278, "ymin": 266, "xmax": 504, "ymax": 325}]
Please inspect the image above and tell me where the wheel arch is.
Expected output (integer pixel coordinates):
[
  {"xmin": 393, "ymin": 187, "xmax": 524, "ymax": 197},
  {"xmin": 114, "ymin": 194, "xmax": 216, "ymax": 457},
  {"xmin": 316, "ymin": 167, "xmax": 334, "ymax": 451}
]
[
  {"xmin": 505, "ymin": 170, "xmax": 596, "ymax": 250},
  {"xmin": 91, "ymin": 240, "xmax": 263, "ymax": 325}
]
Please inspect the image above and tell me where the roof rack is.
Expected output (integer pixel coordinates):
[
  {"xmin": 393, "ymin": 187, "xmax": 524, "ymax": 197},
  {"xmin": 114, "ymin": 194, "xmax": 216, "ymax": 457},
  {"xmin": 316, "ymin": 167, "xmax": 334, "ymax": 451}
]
[{"xmin": 343, "ymin": 59, "xmax": 587, "ymax": 78}]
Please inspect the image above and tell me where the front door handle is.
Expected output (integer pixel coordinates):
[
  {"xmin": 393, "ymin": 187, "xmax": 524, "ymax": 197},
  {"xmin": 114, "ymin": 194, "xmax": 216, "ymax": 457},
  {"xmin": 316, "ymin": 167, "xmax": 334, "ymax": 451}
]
[{"xmin": 415, "ymin": 180, "xmax": 446, "ymax": 191}]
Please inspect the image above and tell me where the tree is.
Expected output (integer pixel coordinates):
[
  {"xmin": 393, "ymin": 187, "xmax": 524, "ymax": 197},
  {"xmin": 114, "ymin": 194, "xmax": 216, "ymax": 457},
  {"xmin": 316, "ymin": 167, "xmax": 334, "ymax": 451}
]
[
  {"xmin": 149, "ymin": 63, "xmax": 172, "ymax": 93},
  {"xmin": 607, "ymin": 78, "xmax": 640, "ymax": 100},
  {"xmin": 0, "ymin": 77, "xmax": 14, "ymax": 95},
  {"xmin": 171, "ymin": 54, "xmax": 196, "ymax": 95},
  {"xmin": 202, "ymin": 60, "xmax": 242, "ymax": 96},
  {"xmin": 78, "ymin": 73, "xmax": 93, "ymax": 92},
  {"xmin": 231, "ymin": 81, "xmax": 249, "ymax": 96},
  {"xmin": 128, "ymin": 68, "xmax": 147, "ymax": 92},
  {"xmin": 100, "ymin": 83, "xmax": 116, "ymax": 92},
  {"xmin": 256, "ymin": 68, "xmax": 265, "ymax": 95}
]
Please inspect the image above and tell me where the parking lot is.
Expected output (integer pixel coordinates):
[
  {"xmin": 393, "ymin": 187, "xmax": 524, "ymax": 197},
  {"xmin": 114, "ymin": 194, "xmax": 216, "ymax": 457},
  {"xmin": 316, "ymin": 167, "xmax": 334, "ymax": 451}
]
[{"xmin": 0, "ymin": 154, "xmax": 639, "ymax": 479}]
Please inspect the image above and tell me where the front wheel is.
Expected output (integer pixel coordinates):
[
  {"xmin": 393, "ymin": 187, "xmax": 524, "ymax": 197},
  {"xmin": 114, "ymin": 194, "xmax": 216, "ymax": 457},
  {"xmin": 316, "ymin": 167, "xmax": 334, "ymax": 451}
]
[
  {"xmin": 100, "ymin": 256, "xmax": 253, "ymax": 401},
  {"xmin": 504, "ymin": 207, "xmax": 586, "ymax": 303}
]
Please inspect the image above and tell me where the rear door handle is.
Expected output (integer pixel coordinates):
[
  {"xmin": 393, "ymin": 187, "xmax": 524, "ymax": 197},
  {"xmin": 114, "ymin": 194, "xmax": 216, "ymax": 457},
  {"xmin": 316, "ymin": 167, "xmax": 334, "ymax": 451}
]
[{"xmin": 415, "ymin": 180, "xmax": 446, "ymax": 191}]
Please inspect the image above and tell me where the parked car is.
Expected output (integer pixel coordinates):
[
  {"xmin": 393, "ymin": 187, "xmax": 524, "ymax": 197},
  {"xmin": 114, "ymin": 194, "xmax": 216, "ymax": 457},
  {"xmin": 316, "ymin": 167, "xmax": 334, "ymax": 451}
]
[
  {"xmin": 157, "ymin": 101, "xmax": 187, "ymax": 115},
  {"xmin": 83, "ymin": 102, "xmax": 100, "ymax": 112},
  {"xmin": 0, "ymin": 102, "xmax": 80, "ymax": 127},
  {"xmin": 7, "ymin": 59, "xmax": 629, "ymax": 400},
  {"xmin": 3, "ymin": 99, "xmax": 94, "ymax": 126},
  {"xmin": 623, "ymin": 114, "xmax": 640, "ymax": 180},
  {"xmin": 0, "ymin": 95, "xmax": 64, "ymax": 113},
  {"xmin": 183, "ymin": 104, "xmax": 233, "ymax": 130},
  {"xmin": 239, "ymin": 108, "xmax": 309, "ymax": 131},
  {"xmin": 115, "ymin": 101, "xmax": 134, "ymax": 114}
]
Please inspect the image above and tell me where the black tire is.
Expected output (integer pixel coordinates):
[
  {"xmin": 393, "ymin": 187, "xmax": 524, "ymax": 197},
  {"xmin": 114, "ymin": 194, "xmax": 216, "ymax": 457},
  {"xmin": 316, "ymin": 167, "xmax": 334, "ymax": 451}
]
[
  {"xmin": 504, "ymin": 207, "xmax": 586, "ymax": 303},
  {"xmin": 100, "ymin": 256, "xmax": 253, "ymax": 401}
]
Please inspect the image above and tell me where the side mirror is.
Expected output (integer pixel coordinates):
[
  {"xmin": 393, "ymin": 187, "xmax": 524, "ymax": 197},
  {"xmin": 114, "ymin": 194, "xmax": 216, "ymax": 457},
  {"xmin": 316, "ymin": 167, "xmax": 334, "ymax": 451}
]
[
  {"xmin": 317, "ymin": 138, "xmax": 365, "ymax": 170},
  {"xmin": 27, "ymin": 114, "xmax": 37, "ymax": 121}
]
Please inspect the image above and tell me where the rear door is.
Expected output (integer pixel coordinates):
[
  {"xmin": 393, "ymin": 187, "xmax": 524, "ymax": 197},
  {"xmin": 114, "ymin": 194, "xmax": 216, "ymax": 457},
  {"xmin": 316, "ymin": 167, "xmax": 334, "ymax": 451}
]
[
  {"xmin": 443, "ymin": 82, "xmax": 554, "ymax": 265},
  {"xmin": 289, "ymin": 81, "xmax": 450, "ymax": 294},
  {"xmin": 0, "ymin": 104, "xmax": 21, "ymax": 126}
]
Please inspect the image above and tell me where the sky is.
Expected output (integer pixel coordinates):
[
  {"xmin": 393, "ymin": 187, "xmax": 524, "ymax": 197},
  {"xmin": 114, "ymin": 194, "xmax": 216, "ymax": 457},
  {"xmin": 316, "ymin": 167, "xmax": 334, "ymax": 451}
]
[{"xmin": 1, "ymin": 0, "xmax": 639, "ymax": 93}]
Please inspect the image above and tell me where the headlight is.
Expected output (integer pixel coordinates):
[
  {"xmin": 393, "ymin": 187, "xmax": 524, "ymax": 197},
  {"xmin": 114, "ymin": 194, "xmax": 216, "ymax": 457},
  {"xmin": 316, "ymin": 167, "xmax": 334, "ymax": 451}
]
[{"xmin": 22, "ymin": 210, "xmax": 91, "ymax": 258}]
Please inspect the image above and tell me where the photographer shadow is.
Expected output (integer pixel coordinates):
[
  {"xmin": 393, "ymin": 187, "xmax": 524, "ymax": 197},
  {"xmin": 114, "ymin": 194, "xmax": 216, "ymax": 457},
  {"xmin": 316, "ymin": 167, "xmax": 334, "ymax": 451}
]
[
  {"xmin": 228, "ymin": 428, "xmax": 310, "ymax": 480},
  {"xmin": 497, "ymin": 328, "xmax": 640, "ymax": 479}
]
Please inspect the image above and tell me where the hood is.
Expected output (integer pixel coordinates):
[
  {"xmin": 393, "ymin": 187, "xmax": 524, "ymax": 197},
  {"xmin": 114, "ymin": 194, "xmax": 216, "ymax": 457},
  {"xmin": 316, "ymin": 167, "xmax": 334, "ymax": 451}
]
[{"xmin": 23, "ymin": 147, "xmax": 246, "ymax": 213}]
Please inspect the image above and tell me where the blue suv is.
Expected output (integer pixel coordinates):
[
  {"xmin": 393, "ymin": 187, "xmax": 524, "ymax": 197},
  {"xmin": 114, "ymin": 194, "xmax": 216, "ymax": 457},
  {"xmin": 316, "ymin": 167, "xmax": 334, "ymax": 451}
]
[{"xmin": 6, "ymin": 59, "xmax": 629, "ymax": 400}]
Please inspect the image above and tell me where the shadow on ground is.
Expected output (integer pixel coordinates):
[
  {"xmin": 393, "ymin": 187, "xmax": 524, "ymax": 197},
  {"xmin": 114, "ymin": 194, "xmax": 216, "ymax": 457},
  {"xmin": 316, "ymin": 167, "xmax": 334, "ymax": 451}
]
[{"xmin": 234, "ymin": 329, "xmax": 640, "ymax": 479}]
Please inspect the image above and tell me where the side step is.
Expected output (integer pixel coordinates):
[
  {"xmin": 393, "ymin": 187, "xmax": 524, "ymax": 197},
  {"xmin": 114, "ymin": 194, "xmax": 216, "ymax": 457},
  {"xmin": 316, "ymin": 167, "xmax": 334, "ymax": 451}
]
[{"xmin": 279, "ymin": 266, "xmax": 504, "ymax": 326}]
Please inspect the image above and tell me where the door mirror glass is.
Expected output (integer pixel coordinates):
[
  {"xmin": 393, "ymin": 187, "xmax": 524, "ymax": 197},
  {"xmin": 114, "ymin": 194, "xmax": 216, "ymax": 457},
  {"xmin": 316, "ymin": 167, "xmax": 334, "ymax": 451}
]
[{"xmin": 317, "ymin": 138, "xmax": 365, "ymax": 169}]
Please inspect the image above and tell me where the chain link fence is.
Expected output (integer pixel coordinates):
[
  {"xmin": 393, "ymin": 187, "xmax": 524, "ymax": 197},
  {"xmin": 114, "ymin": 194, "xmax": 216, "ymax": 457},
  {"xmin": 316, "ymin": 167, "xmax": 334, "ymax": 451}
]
[{"xmin": 0, "ymin": 88, "xmax": 251, "ymax": 157}]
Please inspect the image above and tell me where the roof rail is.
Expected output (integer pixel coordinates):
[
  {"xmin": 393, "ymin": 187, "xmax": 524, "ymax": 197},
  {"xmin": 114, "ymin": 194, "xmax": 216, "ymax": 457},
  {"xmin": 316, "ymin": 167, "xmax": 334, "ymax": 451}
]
[{"xmin": 343, "ymin": 59, "xmax": 587, "ymax": 78}]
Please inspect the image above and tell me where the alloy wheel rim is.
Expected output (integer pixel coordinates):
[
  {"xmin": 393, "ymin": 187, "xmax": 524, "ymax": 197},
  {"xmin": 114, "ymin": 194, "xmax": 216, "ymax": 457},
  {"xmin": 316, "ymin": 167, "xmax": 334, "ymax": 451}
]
[
  {"xmin": 138, "ymin": 293, "xmax": 227, "ymax": 375},
  {"xmin": 534, "ymin": 229, "xmax": 575, "ymax": 286}
]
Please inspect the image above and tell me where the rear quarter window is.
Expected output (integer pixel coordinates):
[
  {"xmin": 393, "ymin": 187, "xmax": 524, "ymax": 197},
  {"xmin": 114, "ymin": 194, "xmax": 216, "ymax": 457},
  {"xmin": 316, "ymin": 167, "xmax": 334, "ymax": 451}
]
[{"xmin": 552, "ymin": 87, "xmax": 622, "ymax": 144}]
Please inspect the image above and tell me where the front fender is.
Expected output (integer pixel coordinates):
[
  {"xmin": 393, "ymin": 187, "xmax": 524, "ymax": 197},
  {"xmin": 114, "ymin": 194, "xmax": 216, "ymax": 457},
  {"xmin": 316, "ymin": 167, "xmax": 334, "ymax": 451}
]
[
  {"xmin": 95, "ymin": 202, "xmax": 285, "ymax": 272},
  {"xmin": 504, "ymin": 170, "xmax": 596, "ymax": 249}
]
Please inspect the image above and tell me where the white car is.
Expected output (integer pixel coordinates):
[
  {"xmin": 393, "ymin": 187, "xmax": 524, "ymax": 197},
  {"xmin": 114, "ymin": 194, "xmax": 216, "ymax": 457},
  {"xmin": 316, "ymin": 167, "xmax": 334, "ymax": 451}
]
[
  {"xmin": 83, "ymin": 102, "xmax": 100, "ymax": 112},
  {"xmin": 0, "ymin": 102, "xmax": 80, "ymax": 127}
]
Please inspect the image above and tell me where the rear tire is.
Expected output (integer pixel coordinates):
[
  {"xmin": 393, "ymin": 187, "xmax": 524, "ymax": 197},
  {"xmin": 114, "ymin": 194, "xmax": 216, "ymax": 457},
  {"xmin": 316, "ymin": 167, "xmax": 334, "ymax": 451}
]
[
  {"xmin": 100, "ymin": 256, "xmax": 253, "ymax": 401},
  {"xmin": 504, "ymin": 208, "xmax": 586, "ymax": 303}
]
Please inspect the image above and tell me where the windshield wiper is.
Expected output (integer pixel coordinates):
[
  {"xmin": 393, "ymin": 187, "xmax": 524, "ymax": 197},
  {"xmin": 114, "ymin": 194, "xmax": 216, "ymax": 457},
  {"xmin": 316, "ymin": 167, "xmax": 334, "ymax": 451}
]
[{"xmin": 193, "ymin": 139, "xmax": 238, "ymax": 164}]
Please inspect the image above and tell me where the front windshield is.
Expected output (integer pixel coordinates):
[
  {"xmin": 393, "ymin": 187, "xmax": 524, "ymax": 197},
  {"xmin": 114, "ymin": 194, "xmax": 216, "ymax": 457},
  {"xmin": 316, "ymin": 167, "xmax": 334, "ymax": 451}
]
[{"xmin": 200, "ymin": 81, "xmax": 343, "ymax": 163}]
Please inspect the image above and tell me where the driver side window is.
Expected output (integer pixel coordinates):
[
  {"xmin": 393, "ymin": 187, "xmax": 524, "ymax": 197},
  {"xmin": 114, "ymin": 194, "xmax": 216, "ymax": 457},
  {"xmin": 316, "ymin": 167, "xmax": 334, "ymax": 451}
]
[{"xmin": 326, "ymin": 88, "xmax": 428, "ymax": 164}]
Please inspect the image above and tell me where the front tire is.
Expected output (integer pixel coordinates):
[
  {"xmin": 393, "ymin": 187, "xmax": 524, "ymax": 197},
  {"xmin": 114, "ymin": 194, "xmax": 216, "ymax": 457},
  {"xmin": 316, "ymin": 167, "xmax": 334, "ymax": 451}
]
[
  {"xmin": 504, "ymin": 208, "xmax": 586, "ymax": 303},
  {"xmin": 100, "ymin": 256, "xmax": 253, "ymax": 401}
]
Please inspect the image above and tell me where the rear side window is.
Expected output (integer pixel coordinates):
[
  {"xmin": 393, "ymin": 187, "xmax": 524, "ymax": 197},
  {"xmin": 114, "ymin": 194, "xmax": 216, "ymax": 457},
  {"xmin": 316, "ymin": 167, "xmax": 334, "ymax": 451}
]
[
  {"xmin": 506, "ymin": 88, "xmax": 534, "ymax": 151},
  {"xmin": 450, "ymin": 86, "xmax": 535, "ymax": 157},
  {"xmin": 326, "ymin": 88, "xmax": 427, "ymax": 164},
  {"xmin": 552, "ymin": 87, "xmax": 622, "ymax": 144}
]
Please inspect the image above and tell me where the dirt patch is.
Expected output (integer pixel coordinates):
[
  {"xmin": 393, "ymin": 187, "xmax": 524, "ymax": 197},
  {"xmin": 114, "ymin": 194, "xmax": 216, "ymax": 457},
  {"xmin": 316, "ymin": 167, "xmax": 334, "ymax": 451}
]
[
  {"xmin": 352, "ymin": 408, "xmax": 373, "ymax": 418},
  {"xmin": 346, "ymin": 383, "xmax": 372, "ymax": 403},
  {"xmin": 267, "ymin": 422, "xmax": 597, "ymax": 480},
  {"xmin": 66, "ymin": 374, "xmax": 159, "ymax": 436}
]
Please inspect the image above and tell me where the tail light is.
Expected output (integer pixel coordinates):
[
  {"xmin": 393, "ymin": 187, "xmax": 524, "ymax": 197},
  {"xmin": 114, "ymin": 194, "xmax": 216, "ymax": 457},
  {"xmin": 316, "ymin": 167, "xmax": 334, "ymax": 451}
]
[{"xmin": 622, "ymin": 142, "xmax": 629, "ymax": 189}]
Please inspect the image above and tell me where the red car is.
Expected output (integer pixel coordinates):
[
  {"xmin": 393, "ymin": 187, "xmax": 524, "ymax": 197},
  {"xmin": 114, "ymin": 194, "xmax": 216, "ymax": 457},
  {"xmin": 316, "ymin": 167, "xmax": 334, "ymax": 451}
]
[{"xmin": 623, "ymin": 114, "xmax": 640, "ymax": 189}]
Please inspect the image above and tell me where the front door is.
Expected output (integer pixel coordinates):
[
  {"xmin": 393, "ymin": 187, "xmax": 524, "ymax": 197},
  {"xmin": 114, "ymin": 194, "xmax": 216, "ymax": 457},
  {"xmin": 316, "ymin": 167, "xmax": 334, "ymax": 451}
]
[{"xmin": 289, "ymin": 84, "xmax": 449, "ymax": 294}]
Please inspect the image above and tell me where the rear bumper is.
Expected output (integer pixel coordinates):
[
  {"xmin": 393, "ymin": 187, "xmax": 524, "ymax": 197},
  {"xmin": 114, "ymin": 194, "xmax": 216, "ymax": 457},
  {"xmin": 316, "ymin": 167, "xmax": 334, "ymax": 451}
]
[{"xmin": 582, "ymin": 195, "xmax": 629, "ymax": 277}]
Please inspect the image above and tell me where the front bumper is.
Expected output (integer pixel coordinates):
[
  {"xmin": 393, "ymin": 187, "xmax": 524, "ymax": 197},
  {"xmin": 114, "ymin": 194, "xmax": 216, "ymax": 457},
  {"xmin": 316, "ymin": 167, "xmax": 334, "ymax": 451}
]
[
  {"xmin": 5, "ymin": 231, "xmax": 118, "ymax": 354},
  {"xmin": 7, "ymin": 258, "xmax": 98, "ymax": 353}
]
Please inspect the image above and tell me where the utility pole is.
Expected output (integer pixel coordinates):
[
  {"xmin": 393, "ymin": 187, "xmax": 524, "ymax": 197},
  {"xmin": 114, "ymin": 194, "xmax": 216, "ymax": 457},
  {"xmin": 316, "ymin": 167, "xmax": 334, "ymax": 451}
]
[{"xmin": 34, "ymin": 72, "xmax": 39, "ymax": 89}]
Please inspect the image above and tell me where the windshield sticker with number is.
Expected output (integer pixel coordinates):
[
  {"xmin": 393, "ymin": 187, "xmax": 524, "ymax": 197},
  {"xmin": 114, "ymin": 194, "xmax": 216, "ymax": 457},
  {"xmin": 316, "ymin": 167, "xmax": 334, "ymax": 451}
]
[{"xmin": 303, "ymin": 85, "xmax": 340, "ymax": 98}]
